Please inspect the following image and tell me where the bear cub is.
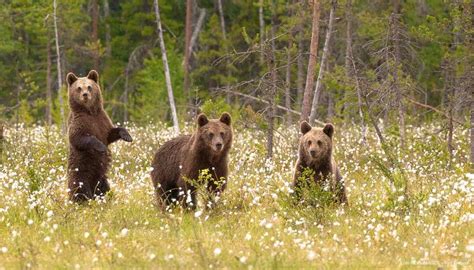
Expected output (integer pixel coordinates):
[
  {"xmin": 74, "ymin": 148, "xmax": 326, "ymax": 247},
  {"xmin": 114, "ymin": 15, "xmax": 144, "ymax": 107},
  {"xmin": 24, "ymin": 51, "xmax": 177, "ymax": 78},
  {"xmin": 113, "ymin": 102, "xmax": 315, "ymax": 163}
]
[
  {"xmin": 293, "ymin": 121, "xmax": 348, "ymax": 204},
  {"xmin": 67, "ymin": 70, "xmax": 132, "ymax": 203},
  {"xmin": 151, "ymin": 113, "xmax": 233, "ymax": 210}
]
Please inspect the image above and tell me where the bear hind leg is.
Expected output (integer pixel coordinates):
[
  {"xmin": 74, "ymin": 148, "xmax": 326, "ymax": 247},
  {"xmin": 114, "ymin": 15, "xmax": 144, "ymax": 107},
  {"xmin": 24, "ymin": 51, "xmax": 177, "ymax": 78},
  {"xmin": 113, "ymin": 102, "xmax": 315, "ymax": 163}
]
[
  {"xmin": 94, "ymin": 178, "xmax": 111, "ymax": 199},
  {"xmin": 69, "ymin": 179, "xmax": 93, "ymax": 203}
]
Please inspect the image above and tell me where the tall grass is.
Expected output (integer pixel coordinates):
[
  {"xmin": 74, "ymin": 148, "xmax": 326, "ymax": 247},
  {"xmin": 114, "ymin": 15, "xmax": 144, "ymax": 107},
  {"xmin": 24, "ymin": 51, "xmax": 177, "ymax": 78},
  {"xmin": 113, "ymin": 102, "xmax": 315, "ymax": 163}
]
[{"xmin": 0, "ymin": 122, "xmax": 472, "ymax": 268}]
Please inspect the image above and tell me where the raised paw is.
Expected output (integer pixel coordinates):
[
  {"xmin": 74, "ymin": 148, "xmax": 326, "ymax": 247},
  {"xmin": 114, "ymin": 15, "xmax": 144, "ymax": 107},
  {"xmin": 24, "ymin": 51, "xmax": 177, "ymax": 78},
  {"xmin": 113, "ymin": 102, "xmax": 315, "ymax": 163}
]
[{"xmin": 119, "ymin": 128, "xmax": 133, "ymax": 142}]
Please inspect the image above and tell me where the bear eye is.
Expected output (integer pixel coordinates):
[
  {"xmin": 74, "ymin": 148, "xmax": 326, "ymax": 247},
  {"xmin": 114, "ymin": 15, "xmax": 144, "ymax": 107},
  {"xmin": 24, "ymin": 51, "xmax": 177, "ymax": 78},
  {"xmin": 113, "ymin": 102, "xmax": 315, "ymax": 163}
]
[
  {"xmin": 77, "ymin": 86, "xmax": 82, "ymax": 92},
  {"xmin": 220, "ymin": 132, "xmax": 224, "ymax": 137},
  {"xmin": 317, "ymin": 140, "xmax": 322, "ymax": 146},
  {"xmin": 87, "ymin": 85, "xmax": 92, "ymax": 91},
  {"xmin": 307, "ymin": 140, "xmax": 312, "ymax": 146},
  {"xmin": 209, "ymin": 132, "xmax": 214, "ymax": 138}
]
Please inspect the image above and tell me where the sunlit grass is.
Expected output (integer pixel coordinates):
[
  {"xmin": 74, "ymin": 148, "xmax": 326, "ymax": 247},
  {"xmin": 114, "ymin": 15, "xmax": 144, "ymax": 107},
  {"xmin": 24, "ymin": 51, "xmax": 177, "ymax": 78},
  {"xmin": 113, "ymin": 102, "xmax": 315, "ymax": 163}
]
[{"xmin": 0, "ymin": 122, "xmax": 472, "ymax": 268}]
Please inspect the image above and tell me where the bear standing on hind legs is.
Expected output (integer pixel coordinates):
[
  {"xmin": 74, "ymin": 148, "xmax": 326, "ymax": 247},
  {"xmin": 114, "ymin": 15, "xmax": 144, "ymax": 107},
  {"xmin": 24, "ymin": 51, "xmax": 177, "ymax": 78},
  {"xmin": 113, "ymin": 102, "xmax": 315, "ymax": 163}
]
[
  {"xmin": 293, "ymin": 121, "xmax": 348, "ymax": 205},
  {"xmin": 66, "ymin": 70, "xmax": 133, "ymax": 203},
  {"xmin": 151, "ymin": 113, "xmax": 233, "ymax": 210}
]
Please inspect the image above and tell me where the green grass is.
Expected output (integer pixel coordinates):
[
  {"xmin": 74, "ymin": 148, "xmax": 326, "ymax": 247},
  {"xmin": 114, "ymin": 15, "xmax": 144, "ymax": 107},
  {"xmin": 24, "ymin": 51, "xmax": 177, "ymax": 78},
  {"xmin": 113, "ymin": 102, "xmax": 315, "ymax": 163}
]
[{"xmin": 0, "ymin": 122, "xmax": 472, "ymax": 269}]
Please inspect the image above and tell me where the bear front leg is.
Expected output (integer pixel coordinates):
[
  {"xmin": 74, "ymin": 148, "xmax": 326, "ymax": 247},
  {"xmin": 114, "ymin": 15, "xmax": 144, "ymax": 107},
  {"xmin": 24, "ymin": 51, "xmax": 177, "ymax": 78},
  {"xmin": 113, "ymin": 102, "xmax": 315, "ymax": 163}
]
[
  {"xmin": 69, "ymin": 180, "xmax": 93, "ymax": 203},
  {"xmin": 107, "ymin": 127, "xmax": 133, "ymax": 144},
  {"xmin": 94, "ymin": 178, "xmax": 111, "ymax": 198},
  {"xmin": 70, "ymin": 135, "xmax": 107, "ymax": 153}
]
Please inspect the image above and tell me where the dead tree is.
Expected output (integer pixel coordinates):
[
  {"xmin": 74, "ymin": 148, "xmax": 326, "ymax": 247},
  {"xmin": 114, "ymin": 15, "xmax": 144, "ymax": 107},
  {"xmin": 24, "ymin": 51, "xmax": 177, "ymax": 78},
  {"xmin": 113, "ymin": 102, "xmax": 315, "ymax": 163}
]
[
  {"xmin": 103, "ymin": 0, "xmax": 112, "ymax": 57},
  {"xmin": 309, "ymin": 0, "xmax": 337, "ymax": 124},
  {"xmin": 183, "ymin": 0, "xmax": 193, "ymax": 105},
  {"xmin": 153, "ymin": 0, "xmax": 180, "ymax": 133},
  {"xmin": 91, "ymin": 0, "xmax": 100, "ymax": 70},
  {"xmin": 46, "ymin": 28, "xmax": 53, "ymax": 125},
  {"xmin": 266, "ymin": 0, "xmax": 278, "ymax": 159},
  {"xmin": 217, "ymin": 0, "xmax": 232, "ymax": 103},
  {"xmin": 285, "ymin": 2, "xmax": 294, "ymax": 124},
  {"xmin": 300, "ymin": 0, "xmax": 321, "ymax": 121},
  {"xmin": 53, "ymin": 0, "xmax": 65, "ymax": 132}
]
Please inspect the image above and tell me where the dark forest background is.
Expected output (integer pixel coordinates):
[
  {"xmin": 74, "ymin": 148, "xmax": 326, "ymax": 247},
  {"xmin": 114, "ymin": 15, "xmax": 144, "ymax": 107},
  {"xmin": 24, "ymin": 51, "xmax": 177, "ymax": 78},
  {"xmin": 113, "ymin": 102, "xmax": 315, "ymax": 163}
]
[{"xmin": 0, "ymin": 0, "xmax": 472, "ymax": 161}]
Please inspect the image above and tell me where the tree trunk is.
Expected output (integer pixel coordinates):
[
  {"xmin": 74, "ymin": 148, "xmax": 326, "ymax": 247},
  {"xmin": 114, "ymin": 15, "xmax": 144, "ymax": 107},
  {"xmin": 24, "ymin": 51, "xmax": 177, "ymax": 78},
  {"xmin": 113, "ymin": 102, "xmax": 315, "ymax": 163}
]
[
  {"xmin": 259, "ymin": 0, "xmax": 265, "ymax": 65},
  {"xmin": 471, "ymin": 87, "xmax": 474, "ymax": 166},
  {"xmin": 153, "ymin": 0, "xmax": 180, "ymax": 133},
  {"xmin": 53, "ymin": 0, "xmax": 65, "ymax": 132},
  {"xmin": 189, "ymin": 8, "xmax": 206, "ymax": 54},
  {"xmin": 266, "ymin": 0, "xmax": 278, "ymax": 159},
  {"xmin": 300, "ymin": 0, "xmax": 321, "ymax": 121},
  {"xmin": 309, "ymin": 0, "xmax": 336, "ymax": 124},
  {"xmin": 103, "ymin": 0, "xmax": 111, "ymax": 57},
  {"xmin": 343, "ymin": 0, "xmax": 353, "ymax": 120},
  {"xmin": 123, "ymin": 68, "xmax": 129, "ymax": 122},
  {"xmin": 392, "ymin": 0, "xmax": 406, "ymax": 148},
  {"xmin": 285, "ymin": 3, "xmax": 294, "ymax": 124},
  {"xmin": 46, "ymin": 32, "xmax": 53, "ymax": 125},
  {"xmin": 217, "ymin": 0, "xmax": 232, "ymax": 103},
  {"xmin": 183, "ymin": 0, "xmax": 193, "ymax": 107},
  {"xmin": 91, "ymin": 0, "xmax": 99, "ymax": 70},
  {"xmin": 0, "ymin": 123, "xmax": 3, "ymax": 160},
  {"xmin": 296, "ymin": 19, "xmax": 305, "ymax": 109}
]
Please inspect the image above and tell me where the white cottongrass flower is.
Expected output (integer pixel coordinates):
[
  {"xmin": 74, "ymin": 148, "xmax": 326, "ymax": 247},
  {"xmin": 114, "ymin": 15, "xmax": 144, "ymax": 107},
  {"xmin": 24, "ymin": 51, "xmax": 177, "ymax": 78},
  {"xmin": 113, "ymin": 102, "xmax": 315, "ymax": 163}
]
[
  {"xmin": 194, "ymin": 210, "xmax": 202, "ymax": 218},
  {"xmin": 120, "ymin": 228, "xmax": 129, "ymax": 237},
  {"xmin": 307, "ymin": 250, "xmax": 316, "ymax": 261},
  {"xmin": 1, "ymin": 247, "xmax": 7, "ymax": 253},
  {"xmin": 213, "ymin": 248, "xmax": 222, "ymax": 256}
]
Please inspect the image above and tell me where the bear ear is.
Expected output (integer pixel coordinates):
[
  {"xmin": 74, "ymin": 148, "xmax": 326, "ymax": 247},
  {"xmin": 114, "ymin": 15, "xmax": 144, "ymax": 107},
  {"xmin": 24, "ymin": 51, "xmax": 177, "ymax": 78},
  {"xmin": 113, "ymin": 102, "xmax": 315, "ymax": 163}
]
[
  {"xmin": 197, "ymin": 113, "xmax": 209, "ymax": 127},
  {"xmin": 87, "ymin": 70, "xmax": 99, "ymax": 83},
  {"xmin": 323, "ymin": 123, "xmax": 334, "ymax": 138},
  {"xmin": 219, "ymin": 112, "xmax": 231, "ymax": 126},
  {"xmin": 300, "ymin": 121, "xmax": 312, "ymax": 135},
  {"xmin": 66, "ymin": 72, "xmax": 78, "ymax": 87}
]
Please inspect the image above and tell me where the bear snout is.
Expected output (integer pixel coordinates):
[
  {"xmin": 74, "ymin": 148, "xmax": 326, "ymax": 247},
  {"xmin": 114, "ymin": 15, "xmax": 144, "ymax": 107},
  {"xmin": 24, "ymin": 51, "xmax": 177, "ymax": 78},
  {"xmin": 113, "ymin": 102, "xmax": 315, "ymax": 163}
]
[
  {"xmin": 215, "ymin": 142, "xmax": 223, "ymax": 151},
  {"xmin": 309, "ymin": 150, "xmax": 317, "ymax": 158}
]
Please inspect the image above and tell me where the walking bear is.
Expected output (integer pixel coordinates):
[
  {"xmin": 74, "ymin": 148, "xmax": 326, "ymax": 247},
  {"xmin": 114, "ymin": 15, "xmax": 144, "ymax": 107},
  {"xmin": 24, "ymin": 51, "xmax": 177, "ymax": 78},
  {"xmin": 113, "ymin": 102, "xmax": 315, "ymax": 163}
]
[
  {"xmin": 66, "ymin": 70, "xmax": 133, "ymax": 203},
  {"xmin": 293, "ymin": 121, "xmax": 348, "ymax": 204},
  {"xmin": 151, "ymin": 113, "xmax": 233, "ymax": 210}
]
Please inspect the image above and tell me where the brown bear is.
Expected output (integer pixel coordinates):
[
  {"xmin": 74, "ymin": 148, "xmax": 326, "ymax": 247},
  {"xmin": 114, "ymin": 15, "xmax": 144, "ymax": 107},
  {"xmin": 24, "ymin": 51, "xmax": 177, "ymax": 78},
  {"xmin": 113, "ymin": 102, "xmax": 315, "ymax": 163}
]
[
  {"xmin": 151, "ymin": 113, "xmax": 233, "ymax": 210},
  {"xmin": 293, "ymin": 121, "xmax": 348, "ymax": 204},
  {"xmin": 66, "ymin": 70, "xmax": 132, "ymax": 203}
]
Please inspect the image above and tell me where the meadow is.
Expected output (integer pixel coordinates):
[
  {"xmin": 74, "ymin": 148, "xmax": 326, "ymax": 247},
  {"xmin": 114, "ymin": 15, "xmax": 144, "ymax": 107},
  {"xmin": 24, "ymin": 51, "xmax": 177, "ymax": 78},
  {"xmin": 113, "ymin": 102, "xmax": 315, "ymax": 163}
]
[{"xmin": 0, "ymin": 122, "xmax": 472, "ymax": 269}]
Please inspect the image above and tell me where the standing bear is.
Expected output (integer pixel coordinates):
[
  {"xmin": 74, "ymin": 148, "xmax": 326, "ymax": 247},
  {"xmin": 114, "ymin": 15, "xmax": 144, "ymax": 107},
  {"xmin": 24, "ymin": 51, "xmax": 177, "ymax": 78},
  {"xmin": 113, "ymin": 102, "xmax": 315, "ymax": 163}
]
[
  {"xmin": 293, "ymin": 121, "xmax": 348, "ymax": 204},
  {"xmin": 151, "ymin": 113, "xmax": 233, "ymax": 210},
  {"xmin": 66, "ymin": 70, "xmax": 133, "ymax": 202}
]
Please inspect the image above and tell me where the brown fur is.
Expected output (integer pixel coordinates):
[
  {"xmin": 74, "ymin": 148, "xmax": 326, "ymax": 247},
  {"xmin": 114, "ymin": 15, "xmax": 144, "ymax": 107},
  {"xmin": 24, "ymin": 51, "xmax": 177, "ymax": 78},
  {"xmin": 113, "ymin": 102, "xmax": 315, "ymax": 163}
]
[
  {"xmin": 293, "ymin": 121, "xmax": 348, "ymax": 204},
  {"xmin": 151, "ymin": 113, "xmax": 233, "ymax": 209},
  {"xmin": 66, "ymin": 70, "xmax": 132, "ymax": 203}
]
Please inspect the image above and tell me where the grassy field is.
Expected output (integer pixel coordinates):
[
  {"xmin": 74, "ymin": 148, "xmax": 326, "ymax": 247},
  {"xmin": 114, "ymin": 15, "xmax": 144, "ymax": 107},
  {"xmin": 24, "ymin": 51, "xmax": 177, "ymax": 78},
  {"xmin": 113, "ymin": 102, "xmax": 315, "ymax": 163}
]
[{"xmin": 0, "ymin": 122, "xmax": 472, "ymax": 269}]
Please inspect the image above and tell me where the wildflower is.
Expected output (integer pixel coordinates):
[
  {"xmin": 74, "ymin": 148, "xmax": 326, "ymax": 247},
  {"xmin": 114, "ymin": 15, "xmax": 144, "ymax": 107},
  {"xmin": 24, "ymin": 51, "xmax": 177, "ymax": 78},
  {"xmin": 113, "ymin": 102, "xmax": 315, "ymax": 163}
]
[
  {"xmin": 194, "ymin": 210, "xmax": 202, "ymax": 218},
  {"xmin": 120, "ymin": 228, "xmax": 129, "ymax": 237},
  {"xmin": 213, "ymin": 248, "xmax": 221, "ymax": 256}
]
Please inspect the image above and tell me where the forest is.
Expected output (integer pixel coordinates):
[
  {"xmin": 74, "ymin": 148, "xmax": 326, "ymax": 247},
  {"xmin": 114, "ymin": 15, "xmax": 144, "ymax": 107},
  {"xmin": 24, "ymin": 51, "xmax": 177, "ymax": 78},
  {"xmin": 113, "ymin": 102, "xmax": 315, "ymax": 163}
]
[{"xmin": 0, "ymin": 0, "xmax": 473, "ymax": 268}]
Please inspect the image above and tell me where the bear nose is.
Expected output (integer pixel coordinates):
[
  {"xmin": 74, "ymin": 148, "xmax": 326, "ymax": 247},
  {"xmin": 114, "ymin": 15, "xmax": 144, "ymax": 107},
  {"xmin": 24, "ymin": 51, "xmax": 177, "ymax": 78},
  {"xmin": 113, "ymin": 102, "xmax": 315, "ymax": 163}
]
[
  {"xmin": 310, "ymin": 150, "xmax": 317, "ymax": 157},
  {"xmin": 216, "ymin": 143, "xmax": 223, "ymax": 150},
  {"xmin": 82, "ymin": 93, "xmax": 89, "ymax": 98}
]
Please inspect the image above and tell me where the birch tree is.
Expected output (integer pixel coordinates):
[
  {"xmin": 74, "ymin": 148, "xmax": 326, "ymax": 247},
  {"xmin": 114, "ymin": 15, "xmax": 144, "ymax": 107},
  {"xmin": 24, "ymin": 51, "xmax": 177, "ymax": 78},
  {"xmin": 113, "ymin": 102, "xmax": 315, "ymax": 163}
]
[
  {"xmin": 53, "ymin": 0, "xmax": 64, "ymax": 131},
  {"xmin": 153, "ymin": 0, "xmax": 179, "ymax": 133}
]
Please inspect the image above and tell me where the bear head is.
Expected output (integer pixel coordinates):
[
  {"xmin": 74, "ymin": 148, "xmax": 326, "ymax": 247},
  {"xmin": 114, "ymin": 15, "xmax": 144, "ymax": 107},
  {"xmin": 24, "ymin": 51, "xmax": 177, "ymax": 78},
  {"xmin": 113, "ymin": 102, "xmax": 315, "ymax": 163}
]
[
  {"xmin": 299, "ymin": 121, "xmax": 334, "ymax": 163},
  {"xmin": 66, "ymin": 70, "xmax": 102, "ymax": 113},
  {"xmin": 195, "ymin": 112, "xmax": 233, "ymax": 154}
]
